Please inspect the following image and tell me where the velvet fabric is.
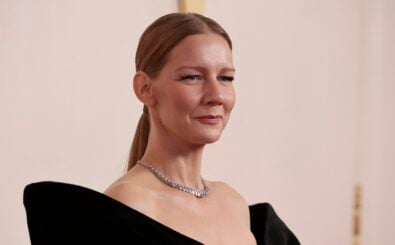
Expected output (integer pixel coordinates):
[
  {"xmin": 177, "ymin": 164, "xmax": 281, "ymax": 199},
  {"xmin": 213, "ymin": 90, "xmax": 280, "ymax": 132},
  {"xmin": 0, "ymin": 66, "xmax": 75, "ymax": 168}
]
[{"xmin": 23, "ymin": 181, "xmax": 300, "ymax": 245}]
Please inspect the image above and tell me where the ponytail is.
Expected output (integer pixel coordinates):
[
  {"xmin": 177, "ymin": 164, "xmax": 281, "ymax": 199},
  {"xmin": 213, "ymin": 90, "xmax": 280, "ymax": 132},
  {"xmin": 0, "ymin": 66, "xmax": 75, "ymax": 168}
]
[{"xmin": 127, "ymin": 106, "xmax": 150, "ymax": 171}]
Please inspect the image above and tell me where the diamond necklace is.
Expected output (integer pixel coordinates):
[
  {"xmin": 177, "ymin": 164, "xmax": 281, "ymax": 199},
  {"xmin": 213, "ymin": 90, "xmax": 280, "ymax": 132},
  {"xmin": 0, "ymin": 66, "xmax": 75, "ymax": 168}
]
[{"xmin": 137, "ymin": 159, "xmax": 209, "ymax": 198}]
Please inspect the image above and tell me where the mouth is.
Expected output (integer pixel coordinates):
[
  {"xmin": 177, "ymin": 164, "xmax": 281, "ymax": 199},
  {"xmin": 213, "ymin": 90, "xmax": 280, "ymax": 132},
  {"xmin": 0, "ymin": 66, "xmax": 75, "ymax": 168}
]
[{"xmin": 194, "ymin": 115, "xmax": 223, "ymax": 125}]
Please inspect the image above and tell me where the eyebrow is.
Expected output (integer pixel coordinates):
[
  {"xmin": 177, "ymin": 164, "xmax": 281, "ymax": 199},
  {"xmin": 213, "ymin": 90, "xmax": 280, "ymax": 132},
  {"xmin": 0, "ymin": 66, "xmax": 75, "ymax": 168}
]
[{"xmin": 175, "ymin": 65, "xmax": 236, "ymax": 72}]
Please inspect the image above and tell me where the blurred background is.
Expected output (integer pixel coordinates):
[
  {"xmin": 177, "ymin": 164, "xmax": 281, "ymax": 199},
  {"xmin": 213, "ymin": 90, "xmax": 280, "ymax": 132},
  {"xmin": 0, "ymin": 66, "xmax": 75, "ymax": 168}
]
[{"xmin": 1, "ymin": 0, "xmax": 394, "ymax": 244}]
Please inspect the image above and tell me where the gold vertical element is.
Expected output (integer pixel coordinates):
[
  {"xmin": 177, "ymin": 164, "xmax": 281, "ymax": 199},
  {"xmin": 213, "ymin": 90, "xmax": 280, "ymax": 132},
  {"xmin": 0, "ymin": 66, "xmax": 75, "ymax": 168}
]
[
  {"xmin": 178, "ymin": 0, "xmax": 205, "ymax": 14},
  {"xmin": 352, "ymin": 184, "xmax": 362, "ymax": 245}
]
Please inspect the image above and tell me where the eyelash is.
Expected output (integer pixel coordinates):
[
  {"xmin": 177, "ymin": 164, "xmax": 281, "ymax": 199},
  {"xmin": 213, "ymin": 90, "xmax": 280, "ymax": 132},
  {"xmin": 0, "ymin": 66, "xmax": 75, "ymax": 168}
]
[
  {"xmin": 179, "ymin": 75, "xmax": 234, "ymax": 82},
  {"xmin": 180, "ymin": 75, "xmax": 202, "ymax": 80},
  {"xmin": 218, "ymin": 76, "xmax": 234, "ymax": 82}
]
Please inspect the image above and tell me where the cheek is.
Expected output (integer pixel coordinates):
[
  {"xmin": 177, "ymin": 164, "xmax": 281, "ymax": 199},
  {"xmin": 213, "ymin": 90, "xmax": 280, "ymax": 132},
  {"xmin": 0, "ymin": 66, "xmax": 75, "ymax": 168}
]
[
  {"xmin": 167, "ymin": 86, "xmax": 201, "ymax": 113},
  {"xmin": 224, "ymin": 88, "xmax": 236, "ymax": 112}
]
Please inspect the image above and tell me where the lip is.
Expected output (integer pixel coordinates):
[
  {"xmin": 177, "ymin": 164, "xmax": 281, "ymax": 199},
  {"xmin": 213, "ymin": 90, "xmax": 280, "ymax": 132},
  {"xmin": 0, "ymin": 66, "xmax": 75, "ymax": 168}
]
[{"xmin": 194, "ymin": 115, "xmax": 223, "ymax": 125}]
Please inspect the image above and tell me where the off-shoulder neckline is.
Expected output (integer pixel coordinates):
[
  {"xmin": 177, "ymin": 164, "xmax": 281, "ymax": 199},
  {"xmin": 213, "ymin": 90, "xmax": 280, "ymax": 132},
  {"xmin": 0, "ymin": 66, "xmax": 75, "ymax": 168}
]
[
  {"xmin": 25, "ymin": 181, "xmax": 272, "ymax": 244},
  {"xmin": 26, "ymin": 181, "xmax": 207, "ymax": 244}
]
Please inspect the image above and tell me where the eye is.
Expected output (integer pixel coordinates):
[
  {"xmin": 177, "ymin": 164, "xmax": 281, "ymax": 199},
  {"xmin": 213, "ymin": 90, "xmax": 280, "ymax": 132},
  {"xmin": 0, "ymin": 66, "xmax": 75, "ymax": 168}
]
[
  {"xmin": 217, "ymin": 75, "xmax": 234, "ymax": 82},
  {"xmin": 179, "ymin": 75, "xmax": 202, "ymax": 81}
]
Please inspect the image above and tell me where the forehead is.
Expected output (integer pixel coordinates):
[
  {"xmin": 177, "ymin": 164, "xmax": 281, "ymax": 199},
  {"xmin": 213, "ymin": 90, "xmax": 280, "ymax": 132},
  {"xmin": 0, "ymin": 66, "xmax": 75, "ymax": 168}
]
[{"xmin": 164, "ymin": 33, "xmax": 233, "ymax": 70}]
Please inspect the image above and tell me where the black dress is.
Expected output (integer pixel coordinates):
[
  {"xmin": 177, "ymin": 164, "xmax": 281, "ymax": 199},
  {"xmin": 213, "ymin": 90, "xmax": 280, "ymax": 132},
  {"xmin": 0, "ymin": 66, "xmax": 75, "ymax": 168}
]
[{"xmin": 23, "ymin": 181, "xmax": 300, "ymax": 245}]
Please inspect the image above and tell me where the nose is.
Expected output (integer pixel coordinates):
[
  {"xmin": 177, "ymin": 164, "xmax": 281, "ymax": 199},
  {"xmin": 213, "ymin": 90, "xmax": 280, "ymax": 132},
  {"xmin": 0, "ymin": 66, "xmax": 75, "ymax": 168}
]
[{"xmin": 202, "ymin": 78, "xmax": 224, "ymax": 106}]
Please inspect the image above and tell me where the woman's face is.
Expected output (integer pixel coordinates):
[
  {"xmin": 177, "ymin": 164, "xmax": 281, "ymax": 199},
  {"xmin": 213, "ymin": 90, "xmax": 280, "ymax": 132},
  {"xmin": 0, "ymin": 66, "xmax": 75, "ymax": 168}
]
[{"xmin": 150, "ymin": 33, "xmax": 235, "ymax": 147}]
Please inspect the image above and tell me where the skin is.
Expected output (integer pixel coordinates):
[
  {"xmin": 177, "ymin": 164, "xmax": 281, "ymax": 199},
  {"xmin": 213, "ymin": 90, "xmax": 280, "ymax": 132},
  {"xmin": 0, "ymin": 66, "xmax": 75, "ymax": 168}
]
[{"xmin": 104, "ymin": 33, "xmax": 257, "ymax": 245}]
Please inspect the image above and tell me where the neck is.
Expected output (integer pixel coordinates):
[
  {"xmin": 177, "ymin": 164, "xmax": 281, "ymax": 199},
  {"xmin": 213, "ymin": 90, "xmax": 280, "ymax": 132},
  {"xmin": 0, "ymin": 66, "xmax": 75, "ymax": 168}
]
[{"xmin": 140, "ymin": 129, "xmax": 205, "ymax": 189}]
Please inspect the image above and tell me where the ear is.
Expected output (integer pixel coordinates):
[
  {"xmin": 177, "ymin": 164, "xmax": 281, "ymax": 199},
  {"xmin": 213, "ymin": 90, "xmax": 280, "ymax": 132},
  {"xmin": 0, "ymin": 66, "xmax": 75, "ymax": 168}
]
[{"xmin": 132, "ymin": 71, "xmax": 156, "ymax": 107}]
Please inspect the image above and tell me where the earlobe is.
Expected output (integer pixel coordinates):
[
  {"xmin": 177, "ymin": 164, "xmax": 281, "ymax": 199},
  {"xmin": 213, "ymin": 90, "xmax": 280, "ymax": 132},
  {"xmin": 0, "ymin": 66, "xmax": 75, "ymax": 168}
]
[{"xmin": 133, "ymin": 71, "xmax": 155, "ymax": 107}]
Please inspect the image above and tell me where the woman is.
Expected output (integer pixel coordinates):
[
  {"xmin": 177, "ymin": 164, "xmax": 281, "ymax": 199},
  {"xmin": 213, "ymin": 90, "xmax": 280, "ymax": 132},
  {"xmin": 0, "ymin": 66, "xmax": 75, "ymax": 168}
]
[{"xmin": 24, "ymin": 13, "xmax": 300, "ymax": 245}]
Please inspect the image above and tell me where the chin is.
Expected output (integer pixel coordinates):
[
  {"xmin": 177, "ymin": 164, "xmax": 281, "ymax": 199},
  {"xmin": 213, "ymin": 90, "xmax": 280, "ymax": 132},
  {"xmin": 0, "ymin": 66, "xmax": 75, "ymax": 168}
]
[
  {"xmin": 182, "ymin": 127, "xmax": 224, "ymax": 145},
  {"xmin": 198, "ymin": 132, "xmax": 222, "ymax": 144}
]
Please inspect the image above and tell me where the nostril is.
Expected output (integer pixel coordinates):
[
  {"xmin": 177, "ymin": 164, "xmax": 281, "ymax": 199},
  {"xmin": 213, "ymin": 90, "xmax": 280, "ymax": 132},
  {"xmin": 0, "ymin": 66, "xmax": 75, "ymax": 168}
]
[{"xmin": 207, "ymin": 100, "xmax": 223, "ymax": 106}]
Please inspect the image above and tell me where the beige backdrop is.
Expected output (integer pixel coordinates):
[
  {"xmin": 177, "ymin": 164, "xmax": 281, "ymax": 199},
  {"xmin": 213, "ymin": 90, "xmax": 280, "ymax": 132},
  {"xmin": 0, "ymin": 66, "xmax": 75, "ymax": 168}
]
[{"xmin": 1, "ymin": 0, "xmax": 394, "ymax": 244}]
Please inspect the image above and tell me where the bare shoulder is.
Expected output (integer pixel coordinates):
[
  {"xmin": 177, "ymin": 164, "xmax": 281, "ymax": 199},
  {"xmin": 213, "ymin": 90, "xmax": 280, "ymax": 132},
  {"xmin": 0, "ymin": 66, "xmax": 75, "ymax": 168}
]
[
  {"xmin": 209, "ymin": 181, "xmax": 248, "ymax": 203},
  {"xmin": 103, "ymin": 173, "xmax": 156, "ymax": 214},
  {"xmin": 209, "ymin": 181, "xmax": 251, "ymax": 227},
  {"xmin": 104, "ymin": 179, "xmax": 138, "ymax": 201}
]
